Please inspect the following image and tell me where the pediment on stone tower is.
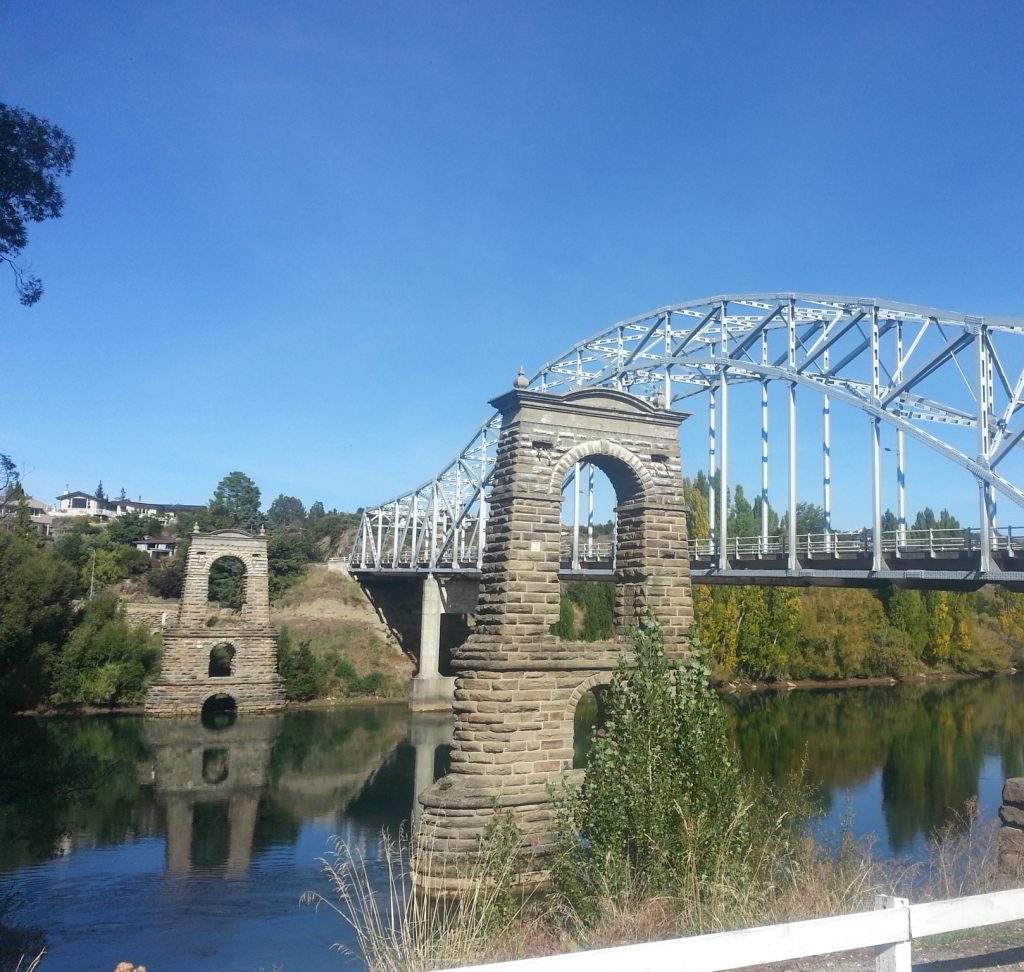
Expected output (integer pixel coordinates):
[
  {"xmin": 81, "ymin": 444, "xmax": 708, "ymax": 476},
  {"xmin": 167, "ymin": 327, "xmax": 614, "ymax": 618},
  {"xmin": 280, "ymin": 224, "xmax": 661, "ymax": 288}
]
[
  {"xmin": 191, "ymin": 529, "xmax": 262, "ymax": 539},
  {"xmin": 560, "ymin": 387, "xmax": 661, "ymax": 413}
]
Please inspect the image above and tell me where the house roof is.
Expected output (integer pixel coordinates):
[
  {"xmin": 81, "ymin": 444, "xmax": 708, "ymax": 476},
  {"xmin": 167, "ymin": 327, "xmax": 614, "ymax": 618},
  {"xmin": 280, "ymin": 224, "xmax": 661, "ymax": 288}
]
[
  {"xmin": 56, "ymin": 491, "xmax": 101, "ymax": 501},
  {"xmin": 115, "ymin": 499, "xmax": 204, "ymax": 511},
  {"xmin": 0, "ymin": 491, "xmax": 48, "ymax": 510}
]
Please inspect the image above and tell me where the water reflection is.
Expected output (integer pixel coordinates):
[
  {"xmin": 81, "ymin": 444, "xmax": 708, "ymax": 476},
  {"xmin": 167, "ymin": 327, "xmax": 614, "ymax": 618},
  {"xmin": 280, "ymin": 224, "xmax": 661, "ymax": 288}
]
[
  {"xmin": 727, "ymin": 676, "xmax": 1024, "ymax": 853},
  {"xmin": 3, "ymin": 680, "xmax": 1024, "ymax": 971},
  {"xmin": 145, "ymin": 716, "xmax": 281, "ymax": 874}
]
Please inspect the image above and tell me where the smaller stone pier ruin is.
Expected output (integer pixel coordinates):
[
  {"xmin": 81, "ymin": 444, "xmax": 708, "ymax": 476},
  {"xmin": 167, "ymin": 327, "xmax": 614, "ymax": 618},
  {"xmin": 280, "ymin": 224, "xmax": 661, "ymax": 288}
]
[{"xmin": 145, "ymin": 529, "xmax": 285, "ymax": 716}]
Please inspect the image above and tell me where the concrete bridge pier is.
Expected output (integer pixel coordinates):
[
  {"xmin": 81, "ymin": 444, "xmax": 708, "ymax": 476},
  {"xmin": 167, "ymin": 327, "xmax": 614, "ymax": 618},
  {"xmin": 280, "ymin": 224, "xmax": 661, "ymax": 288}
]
[
  {"xmin": 410, "ymin": 574, "xmax": 477, "ymax": 710},
  {"xmin": 411, "ymin": 574, "xmax": 456, "ymax": 709}
]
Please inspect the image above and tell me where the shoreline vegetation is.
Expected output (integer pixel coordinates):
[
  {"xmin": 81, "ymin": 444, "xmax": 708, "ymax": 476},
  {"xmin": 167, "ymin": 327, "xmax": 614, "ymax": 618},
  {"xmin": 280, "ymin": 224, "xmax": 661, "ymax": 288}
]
[
  {"xmin": 309, "ymin": 619, "xmax": 1024, "ymax": 972},
  {"xmin": 11, "ymin": 665, "xmax": 1012, "ymax": 718}
]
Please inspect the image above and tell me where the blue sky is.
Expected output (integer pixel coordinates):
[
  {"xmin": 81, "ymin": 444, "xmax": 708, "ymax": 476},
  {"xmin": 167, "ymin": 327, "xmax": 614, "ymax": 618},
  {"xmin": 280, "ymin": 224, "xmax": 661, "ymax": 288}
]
[{"xmin": 4, "ymin": 1, "xmax": 1024, "ymax": 526}]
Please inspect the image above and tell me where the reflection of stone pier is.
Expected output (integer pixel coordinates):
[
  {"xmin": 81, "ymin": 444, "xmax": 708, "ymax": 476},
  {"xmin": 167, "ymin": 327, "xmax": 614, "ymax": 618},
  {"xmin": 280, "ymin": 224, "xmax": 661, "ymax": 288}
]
[{"xmin": 145, "ymin": 716, "xmax": 282, "ymax": 874}]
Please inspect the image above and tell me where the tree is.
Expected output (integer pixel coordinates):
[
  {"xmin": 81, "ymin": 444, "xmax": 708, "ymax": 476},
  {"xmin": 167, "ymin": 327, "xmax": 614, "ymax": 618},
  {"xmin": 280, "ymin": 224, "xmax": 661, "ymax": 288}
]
[
  {"xmin": 780, "ymin": 501, "xmax": 828, "ymax": 538},
  {"xmin": 0, "ymin": 530, "xmax": 79, "ymax": 710},
  {"xmin": 728, "ymin": 484, "xmax": 758, "ymax": 539},
  {"xmin": 94, "ymin": 481, "xmax": 106, "ymax": 502},
  {"xmin": 308, "ymin": 500, "xmax": 326, "ymax": 520},
  {"xmin": 552, "ymin": 617, "xmax": 751, "ymax": 904},
  {"xmin": 0, "ymin": 454, "xmax": 19, "ymax": 529},
  {"xmin": 209, "ymin": 471, "xmax": 263, "ymax": 532},
  {"xmin": 267, "ymin": 529, "xmax": 316, "ymax": 597},
  {"xmin": 266, "ymin": 494, "xmax": 306, "ymax": 529},
  {"xmin": 0, "ymin": 103, "xmax": 75, "ymax": 305},
  {"xmin": 912, "ymin": 507, "xmax": 961, "ymax": 532},
  {"xmin": 105, "ymin": 511, "xmax": 161, "ymax": 545}
]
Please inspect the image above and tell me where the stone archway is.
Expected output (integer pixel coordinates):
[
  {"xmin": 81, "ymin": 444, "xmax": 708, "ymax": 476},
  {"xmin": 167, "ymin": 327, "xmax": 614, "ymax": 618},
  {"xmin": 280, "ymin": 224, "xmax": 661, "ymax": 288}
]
[
  {"xmin": 145, "ymin": 529, "xmax": 285, "ymax": 716},
  {"xmin": 416, "ymin": 385, "xmax": 692, "ymax": 890}
]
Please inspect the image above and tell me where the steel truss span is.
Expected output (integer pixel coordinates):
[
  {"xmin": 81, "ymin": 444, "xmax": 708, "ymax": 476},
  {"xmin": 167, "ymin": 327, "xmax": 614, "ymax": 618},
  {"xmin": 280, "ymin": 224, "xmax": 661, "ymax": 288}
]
[{"xmin": 351, "ymin": 294, "xmax": 1024, "ymax": 581}]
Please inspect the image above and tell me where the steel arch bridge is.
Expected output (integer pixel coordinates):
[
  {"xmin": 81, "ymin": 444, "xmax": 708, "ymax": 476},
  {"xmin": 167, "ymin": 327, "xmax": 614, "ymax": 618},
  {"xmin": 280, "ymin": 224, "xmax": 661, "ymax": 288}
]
[{"xmin": 350, "ymin": 293, "xmax": 1024, "ymax": 589}]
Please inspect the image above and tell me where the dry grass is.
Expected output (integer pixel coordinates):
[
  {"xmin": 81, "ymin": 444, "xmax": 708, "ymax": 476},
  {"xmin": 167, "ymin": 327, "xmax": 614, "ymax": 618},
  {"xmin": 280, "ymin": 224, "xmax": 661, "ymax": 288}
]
[
  {"xmin": 303, "ymin": 820, "xmax": 529, "ymax": 972},
  {"xmin": 273, "ymin": 565, "xmax": 414, "ymax": 697},
  {"xmin": 11, "ymin": 953, "xmax": 44, "ymax": 972},
  {"xmin": 305, "ymin": 789, "xmax": 1018, "ymax": 972}
]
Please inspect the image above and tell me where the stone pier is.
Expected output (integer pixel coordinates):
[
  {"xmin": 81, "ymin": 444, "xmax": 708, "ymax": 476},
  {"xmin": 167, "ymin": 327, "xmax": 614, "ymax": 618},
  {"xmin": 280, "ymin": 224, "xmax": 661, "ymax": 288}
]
[
  {"xmin": 999, "ymin": 777, "xmax": 1024, "ymax": 876},
  {"xmin": 415, "ymin": 386, "xmax": 692, "ymax": 889},
  {"xmin": 145, "ymin": 529, "xmax": 285, "ymax": 716}
]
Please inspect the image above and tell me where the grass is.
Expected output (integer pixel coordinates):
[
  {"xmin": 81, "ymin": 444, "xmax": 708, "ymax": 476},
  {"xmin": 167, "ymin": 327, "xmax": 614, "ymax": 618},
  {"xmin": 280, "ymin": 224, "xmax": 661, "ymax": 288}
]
[
  {"xmin": 11, "ymin": 954, "xmax": 43, "ymax": 972},
  {"xmin": 306, "ymin": 796, "xmax": 1024, "ymax": 972},
  {"xmin": 273, "ymin": 566, "xmax": 413, "ymax": 700},
  {"xmin": 303, "ymin": 817, "xmax": 528, "ymax": 972}
]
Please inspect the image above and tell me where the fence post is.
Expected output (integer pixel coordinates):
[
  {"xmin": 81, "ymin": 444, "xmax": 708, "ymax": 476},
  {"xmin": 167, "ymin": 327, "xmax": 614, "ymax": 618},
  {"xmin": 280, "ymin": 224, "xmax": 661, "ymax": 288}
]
[{"xmin": 874, "ymin": 894, "xmax": 911, "ymax": 972}]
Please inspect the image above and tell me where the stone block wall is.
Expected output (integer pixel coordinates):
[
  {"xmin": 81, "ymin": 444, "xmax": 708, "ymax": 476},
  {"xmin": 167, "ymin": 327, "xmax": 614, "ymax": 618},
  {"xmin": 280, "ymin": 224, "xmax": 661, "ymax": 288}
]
[
  {"xmin": 999, "ymin": 777, "xmax": 1024, "ymax": 875},
  {"xmin": 145, "ymin": 529, "xmax": 284, "ymax": 716},
  {"xmin": 415, "ymin": 387, "xmax": 693, "ymax": 890}
]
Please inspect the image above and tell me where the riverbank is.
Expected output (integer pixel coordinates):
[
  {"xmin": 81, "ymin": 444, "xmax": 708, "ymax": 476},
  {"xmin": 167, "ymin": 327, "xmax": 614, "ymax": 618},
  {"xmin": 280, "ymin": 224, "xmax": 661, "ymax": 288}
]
[
  {"xmin": 15, "ymin": 665, "xmax": 1015, "ymax": 717},
  {"xmin": 715, "ymin": 668, "xmax": 1013, "ymax": 694}
]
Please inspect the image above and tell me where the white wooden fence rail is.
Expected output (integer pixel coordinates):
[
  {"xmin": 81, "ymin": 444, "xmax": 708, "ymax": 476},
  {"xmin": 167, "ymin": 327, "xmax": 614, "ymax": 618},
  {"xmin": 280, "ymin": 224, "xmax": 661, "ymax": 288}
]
[{"xmin": 441, "ymin": 888, "xmax": 1024, "ymax": 972}]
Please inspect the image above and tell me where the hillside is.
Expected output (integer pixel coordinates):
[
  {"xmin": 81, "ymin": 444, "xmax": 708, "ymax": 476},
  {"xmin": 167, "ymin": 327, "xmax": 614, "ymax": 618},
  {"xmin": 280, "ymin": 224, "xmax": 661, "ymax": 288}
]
[{"xmin": 271, "ymin": 565, "xmax": 415, "ymax": 699}]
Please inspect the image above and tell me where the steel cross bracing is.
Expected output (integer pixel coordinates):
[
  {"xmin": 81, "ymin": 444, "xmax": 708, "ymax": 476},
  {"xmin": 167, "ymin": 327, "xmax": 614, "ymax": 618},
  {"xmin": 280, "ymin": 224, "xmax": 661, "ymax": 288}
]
[{"xmin": 351, "ymin": 293, "xmax": 1024, "ymax": 583}]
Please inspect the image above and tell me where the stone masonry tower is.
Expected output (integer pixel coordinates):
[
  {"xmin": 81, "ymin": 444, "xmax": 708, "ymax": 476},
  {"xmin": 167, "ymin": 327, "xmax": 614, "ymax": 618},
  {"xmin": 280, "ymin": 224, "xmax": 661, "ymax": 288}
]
[
  {"xmin": 416, "ymin": 386, "xmax": 692, "ymax": 889},
  {"xmin": 145, "ymin": 529, "xmax": 285, "ymax": 716}
]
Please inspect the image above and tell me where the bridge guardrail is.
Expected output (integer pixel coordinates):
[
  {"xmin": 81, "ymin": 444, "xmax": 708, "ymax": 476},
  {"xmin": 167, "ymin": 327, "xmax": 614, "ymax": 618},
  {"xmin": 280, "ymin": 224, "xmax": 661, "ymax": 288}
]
[
  {"xmin": 689, "ymin": 527, "xmax": 1024, "ymax": 561},
  {"xmin": 348, "ymin": 527, "xmax": 1024, "ymax": 573}
]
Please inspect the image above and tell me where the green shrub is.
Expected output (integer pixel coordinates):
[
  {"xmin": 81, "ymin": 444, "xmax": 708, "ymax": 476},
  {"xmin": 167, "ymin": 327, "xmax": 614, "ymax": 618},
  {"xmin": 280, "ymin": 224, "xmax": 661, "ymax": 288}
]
[
  {"xmin": 334, "ymin": 658, "xmax": 357, "ymax": 680},
  {"xmin": 552, "ymin": 616, "xmax": 810, "ymax": 920},
  {"xmin": 48, "ymin": 594, "xmax": 161, "ymax": 705},
  {"xmin": 347, "ymin": 670, "xmax": 390, "ymax": 696},
  {"xmin": 277, "ymin": 629, "xmax": 329, "ymax": 701}
]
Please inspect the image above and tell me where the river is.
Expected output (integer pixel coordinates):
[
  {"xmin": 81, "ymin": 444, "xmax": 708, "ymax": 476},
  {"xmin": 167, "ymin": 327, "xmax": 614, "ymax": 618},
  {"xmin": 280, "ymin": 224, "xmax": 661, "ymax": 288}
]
[{"xmin": 3, "ymin": 676, "xmax": 1024, "ymax": 971}]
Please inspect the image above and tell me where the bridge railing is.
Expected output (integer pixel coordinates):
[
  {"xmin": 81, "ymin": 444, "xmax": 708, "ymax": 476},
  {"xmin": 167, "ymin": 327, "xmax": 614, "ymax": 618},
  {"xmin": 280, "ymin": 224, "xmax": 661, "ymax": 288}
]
[
  {"xmin": 347, "ymin": 526, "xmax": 1024, "ymax": 573},
  {"xmin": 689, "ymin": 526, "xmax": 1024, "ymax": 561}
]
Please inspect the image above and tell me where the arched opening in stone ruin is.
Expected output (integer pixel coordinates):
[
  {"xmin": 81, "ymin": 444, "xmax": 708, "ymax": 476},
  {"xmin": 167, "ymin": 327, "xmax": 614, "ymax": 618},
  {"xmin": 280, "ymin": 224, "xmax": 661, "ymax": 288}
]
[
  {"xmin": 208, "ymin": 555, "xmax": 248, "ymax": 611},
  {"xmin": 208, "ymin": 643, "xmax": 236, "ymax": 677},
  {"xmin": 572, "ymin": 684, "xmax": 610, "ymax": 769},
  {"xmin": 202, "ymin": 747, "xmax": 230, "ymax": 784},
  {"xmin": 201, "ymin": 693, "xmax": 238, "ymax": 729},
  {"xmin": 559, "ymin": 461, "xmax": 617, "ymax": 571},
  {"xmin": 433, "ymin": 743, "xmax": 453, "ymax": 782},
  {"xmin": 554, "ymin": 449, "xmax": 648, "ymax": 641}
]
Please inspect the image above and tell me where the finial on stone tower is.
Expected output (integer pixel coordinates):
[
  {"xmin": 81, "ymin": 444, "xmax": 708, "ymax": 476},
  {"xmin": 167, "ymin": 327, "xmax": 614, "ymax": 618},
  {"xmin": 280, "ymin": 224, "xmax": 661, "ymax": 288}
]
[
  {"xmin": 653, "ymin": 387, "xmax": 666, "ymax": 408},
  {"xmin": 514, "ymin": 366, "xmax": 528, "ymax": 390},
  {"xmin": 192, "ymin": 522, "xmax": 200, "ymax": 533},
  {"xmin": 259, "ymin": 524, "xmax": 266, "ymax": 536}
]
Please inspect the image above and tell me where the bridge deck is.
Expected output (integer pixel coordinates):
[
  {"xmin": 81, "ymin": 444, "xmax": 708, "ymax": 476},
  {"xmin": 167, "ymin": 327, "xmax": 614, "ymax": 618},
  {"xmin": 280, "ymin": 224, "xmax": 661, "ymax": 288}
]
[{"xmin": 351, "ymin": 553, "xmax": 1024, "ymax": 590}]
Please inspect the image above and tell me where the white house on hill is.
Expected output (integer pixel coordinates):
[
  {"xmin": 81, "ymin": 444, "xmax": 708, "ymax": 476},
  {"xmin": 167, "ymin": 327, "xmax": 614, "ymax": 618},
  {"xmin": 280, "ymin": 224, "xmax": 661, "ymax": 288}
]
[{"xmin": 53, "ymin": 491, "xmax": 203, "ymax": 525}]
